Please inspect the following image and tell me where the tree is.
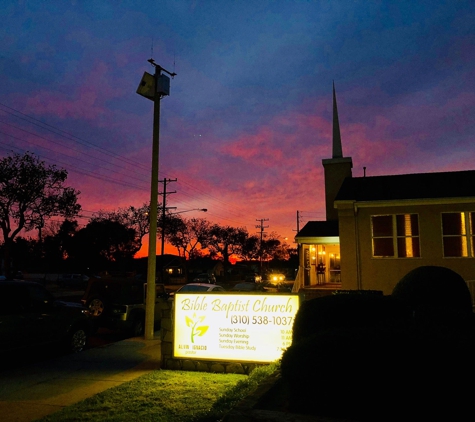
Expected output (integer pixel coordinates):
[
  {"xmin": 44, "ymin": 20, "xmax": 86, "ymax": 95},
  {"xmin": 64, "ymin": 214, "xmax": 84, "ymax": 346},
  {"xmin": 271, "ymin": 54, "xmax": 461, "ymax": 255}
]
[
  {"xmin": 241, "ymin": 232, "xmax": 287, "ymax": 261},
  {"xmin": 241, "ymin": 235, "xmax": 261, "ymax": 260},
  {"xmin": 0, "ymin": 152, "xmax": 81, "ymax": 277},
  {"xmin": 202, "ymin": 224, "xmax": 249, "ymax": 278},
  {"xmin": 66, "ymin": 219, "xmax": 139, "ymax": 272},
  {"xmin": 166, "ymin": 216, "xmax": 211, "ymax": 259},
  {"xmin": 261, "ymin": 232, "xmax": 290, "ymax": 261},
  {"xmin": 163, "ymin": 214, "xmax": 188, "ymax": 257},
  {"xmin": 54, "ymin": 219, "xmax": 80, "ymax": 260},
  {"xmin": 93, "ymin": 203, "xmax": 151, "ymax": 257}
]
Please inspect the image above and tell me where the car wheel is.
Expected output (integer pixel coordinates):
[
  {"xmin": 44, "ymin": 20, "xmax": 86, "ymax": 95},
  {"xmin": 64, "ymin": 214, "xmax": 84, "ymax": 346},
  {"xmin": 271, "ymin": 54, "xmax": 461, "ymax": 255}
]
[
  {"xmin": 130, "ymin": 315, "xmax": 145, "ymax": 337},
  {"xmin": 87, "ymin": 297, "xmax": 106, "ymax": 318},
  {"xmin": 68, "ymin": 327, "xmax": 88, "ymax": 353}
]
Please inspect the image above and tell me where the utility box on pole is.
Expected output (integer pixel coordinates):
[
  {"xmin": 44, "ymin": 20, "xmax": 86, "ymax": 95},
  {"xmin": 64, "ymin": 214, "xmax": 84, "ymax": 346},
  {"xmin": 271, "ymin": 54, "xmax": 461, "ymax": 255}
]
[
  {"xmin": 137, "ymin": 71, "xmax": 171, "ymax": 100},
  {"xmin": 136, "ymin": 72, "xmax": 155, "ymax": 101},
  {"xmin": 157, "ymin": 74, "xmax": 170, "ymax": 96}
]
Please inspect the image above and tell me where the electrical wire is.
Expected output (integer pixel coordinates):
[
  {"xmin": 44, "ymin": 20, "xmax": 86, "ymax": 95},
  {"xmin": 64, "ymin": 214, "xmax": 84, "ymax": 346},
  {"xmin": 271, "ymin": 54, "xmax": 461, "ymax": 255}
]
[{"xmin": 0, "ymin": 102, "xmax": 268, "ymax": 231}]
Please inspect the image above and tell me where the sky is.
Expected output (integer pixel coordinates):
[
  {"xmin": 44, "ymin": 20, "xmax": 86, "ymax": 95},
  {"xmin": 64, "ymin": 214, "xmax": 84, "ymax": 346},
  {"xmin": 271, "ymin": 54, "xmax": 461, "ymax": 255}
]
[{"xmin": 1, "ymin": 0, "xmax": 475, "ymax": 257}]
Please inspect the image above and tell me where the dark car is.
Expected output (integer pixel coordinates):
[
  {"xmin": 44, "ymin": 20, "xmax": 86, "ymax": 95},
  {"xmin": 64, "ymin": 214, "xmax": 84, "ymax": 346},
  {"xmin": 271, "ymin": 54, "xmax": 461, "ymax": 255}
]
[
  {"xmin": 192, "ymin": 273, "xmax": 217, "ymax": 284},
  {"xmin": 57, "ymin": 273, "xmax": 90, "ymax": 289},
  {"xmin": 175, "ymin": 283, "xmax": 225, "ymax": 293},
  {"xmin": 0, "ymin": 281, "xmax": 93, "ymax": 355},
  {"xmin": 232, "ymin": 282, "xmax": 260, "ymax": 292},
  {"xmin": 81, "ymin": 276, "xmax": 170, "ymax": 336}
]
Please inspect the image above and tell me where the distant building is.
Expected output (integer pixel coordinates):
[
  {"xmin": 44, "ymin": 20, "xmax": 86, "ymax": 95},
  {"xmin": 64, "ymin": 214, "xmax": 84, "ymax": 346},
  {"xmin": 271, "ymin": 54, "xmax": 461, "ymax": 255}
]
[{"xmin": 295, "ymin": 84, "xmax": 475, "ymax": 294}]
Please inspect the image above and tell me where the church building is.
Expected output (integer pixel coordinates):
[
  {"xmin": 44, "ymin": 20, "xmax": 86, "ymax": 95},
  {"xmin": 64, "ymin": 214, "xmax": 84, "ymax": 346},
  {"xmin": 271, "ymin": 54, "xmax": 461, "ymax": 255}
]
[{"xmin": 294, "ymin": 84, "xmax": 475, "ymax": 295}]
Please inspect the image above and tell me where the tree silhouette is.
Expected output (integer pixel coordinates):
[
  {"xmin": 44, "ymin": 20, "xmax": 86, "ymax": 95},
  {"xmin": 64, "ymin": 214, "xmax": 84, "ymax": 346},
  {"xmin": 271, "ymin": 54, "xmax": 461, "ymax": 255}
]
[
  {"xmin": 202, "ymin": 224, "xmax": 248, "ymax": 278},
  {"xmin": 65, "ymin": 219, "xmax": 139, "ymax": 272},
  {"xmin": 166, "ymin": 216, "xmax": 210, "ymax": 259},
  {"xmin": 0, "ymin": 152, "xmax": 80, "ymax": 277},
  {"xmin": 93, "ymin": 203, "xmax": 151, "ymax": 257}
]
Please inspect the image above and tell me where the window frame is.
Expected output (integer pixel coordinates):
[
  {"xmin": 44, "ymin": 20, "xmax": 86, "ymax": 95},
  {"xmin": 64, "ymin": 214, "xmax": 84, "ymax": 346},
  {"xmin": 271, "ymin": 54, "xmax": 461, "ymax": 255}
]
[
  {"xmin": 441, "ymin": 211, "xmax": 475, "ymax": 258},
  {"xmin": 371, "ymin": 213, "xmax": 420, "ymax": 259}
]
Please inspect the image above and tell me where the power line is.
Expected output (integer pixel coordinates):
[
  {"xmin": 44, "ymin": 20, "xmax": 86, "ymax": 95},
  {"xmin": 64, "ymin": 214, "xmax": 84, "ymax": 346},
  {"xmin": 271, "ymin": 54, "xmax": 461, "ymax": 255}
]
[
  {"xmin": 0, "ymin": 103, "xmax": 150, "ymax": 172},
  {"xmin": 0, "ymin": 136, "xmax": 149, "ymax": 191},
  {"xmin": 0, "ymin": 103, "xmax": 273, "ymax": 232},
  {"xmin": 0, "ymin": 103, "xmax": 256, "ymax": 224},
  {"xmin": 0, "ymin": 129, "xmax": 150, "ymax": 187}
]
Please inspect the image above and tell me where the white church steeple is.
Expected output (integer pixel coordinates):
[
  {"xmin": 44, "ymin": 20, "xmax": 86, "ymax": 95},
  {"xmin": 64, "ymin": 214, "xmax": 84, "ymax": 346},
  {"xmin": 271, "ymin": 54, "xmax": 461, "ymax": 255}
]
[{"xmin": 322, "ymin": 82, "xmax": 353, "ymax": 221}]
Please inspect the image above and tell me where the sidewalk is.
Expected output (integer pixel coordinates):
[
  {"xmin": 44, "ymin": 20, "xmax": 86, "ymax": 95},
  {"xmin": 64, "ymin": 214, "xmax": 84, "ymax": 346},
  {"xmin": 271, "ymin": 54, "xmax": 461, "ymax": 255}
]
[{"xmin": 0, "ymin": 332, "xmax": 161, "ymax": 422}]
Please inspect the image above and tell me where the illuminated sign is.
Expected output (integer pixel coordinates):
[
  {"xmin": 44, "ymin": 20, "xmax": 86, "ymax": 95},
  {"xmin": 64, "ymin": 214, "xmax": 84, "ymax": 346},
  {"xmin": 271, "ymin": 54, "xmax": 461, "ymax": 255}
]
[{"xmin": 174, "ymin": 293, "xmax": 299, "ymax": 363}]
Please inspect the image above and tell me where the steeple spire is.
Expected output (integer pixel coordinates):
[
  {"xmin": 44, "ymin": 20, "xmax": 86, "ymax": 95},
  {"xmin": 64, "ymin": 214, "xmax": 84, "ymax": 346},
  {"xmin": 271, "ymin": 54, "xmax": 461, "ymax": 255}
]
[
  {"xmin": 332, "ymin": 81, "xmax": 343, "ymax": 159},
  {"xmin": 322, "ymin": 81, "xmax": 352, "ymax": 221}
]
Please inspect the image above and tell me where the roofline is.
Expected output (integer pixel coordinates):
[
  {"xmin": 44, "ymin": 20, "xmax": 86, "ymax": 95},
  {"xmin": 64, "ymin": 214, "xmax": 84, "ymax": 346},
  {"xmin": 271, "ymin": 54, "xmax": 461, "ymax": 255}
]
[
  {"xmin": 335, "ymin": 197, "xmax": 475, "ymax": 209},
  {"xmin": 350, "ymin": 169, "xmax": 475, "ymax": 179},
  {"xmin": 294, "ymin": 236, "xmax": 340, "ymax": 244}
]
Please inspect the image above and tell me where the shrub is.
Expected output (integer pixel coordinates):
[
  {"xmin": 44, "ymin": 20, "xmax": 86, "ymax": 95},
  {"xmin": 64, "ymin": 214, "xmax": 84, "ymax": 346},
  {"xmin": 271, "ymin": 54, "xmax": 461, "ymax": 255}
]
[
  {"xmin": 391, "ymin": 265, "xmax": 472, "ymax": 315},
  {"xmin": 291, "ymin": 292, "xmax": 411, "ymax": 344},
  {"xmin": 281, "ymin": 267, "xmax": 475, "ymax": 420}
]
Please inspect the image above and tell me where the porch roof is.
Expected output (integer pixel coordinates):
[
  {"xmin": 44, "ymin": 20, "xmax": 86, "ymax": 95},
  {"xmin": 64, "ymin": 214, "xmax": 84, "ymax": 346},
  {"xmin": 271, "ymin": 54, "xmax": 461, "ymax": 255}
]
[{"xmin": 295, "ymin": 220, "xmax": 339, "ymax": 244}]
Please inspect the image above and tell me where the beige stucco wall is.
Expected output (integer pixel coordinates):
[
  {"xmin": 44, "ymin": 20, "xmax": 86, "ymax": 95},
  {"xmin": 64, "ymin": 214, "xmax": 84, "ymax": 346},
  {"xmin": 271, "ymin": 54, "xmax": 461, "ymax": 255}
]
[
  {"xmin": 337, "ymin": 202, "xmax": 360, "ymax": 290},
  {"xmin": 338, "ymin": 200, "xmax": 475, "ymax": 295}
]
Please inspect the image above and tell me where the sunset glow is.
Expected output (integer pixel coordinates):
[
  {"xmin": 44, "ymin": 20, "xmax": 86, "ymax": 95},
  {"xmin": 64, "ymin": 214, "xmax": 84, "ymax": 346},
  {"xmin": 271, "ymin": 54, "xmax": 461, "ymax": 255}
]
[{"xmin": 1, "ymin": 1, "xmax": 474, "ymax": 252}]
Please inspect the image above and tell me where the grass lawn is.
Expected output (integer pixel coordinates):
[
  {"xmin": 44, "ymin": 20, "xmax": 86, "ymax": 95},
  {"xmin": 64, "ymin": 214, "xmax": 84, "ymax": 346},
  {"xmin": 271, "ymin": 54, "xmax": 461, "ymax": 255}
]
[{"xmin": 36, "ymin": 363, "xmax": 278, "ymax": 422}]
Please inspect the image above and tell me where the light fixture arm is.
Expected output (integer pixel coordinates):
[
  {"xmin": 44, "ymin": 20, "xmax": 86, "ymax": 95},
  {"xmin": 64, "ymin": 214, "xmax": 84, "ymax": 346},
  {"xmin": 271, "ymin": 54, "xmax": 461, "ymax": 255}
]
[{"xmin": 170, "ymin": 208, "xmax": 207, "ymax": 215}]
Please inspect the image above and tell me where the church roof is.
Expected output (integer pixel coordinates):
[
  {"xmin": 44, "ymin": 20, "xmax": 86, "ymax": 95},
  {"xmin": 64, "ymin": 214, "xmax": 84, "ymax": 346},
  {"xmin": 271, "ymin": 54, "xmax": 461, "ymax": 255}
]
[{"xmin": 335, "ymin": 170, "xmax": 475, "ymax": 202}]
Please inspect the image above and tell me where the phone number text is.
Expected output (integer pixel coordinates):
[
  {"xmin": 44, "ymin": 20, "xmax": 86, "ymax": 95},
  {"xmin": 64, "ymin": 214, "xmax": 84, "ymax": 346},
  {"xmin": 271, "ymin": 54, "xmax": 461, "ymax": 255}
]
[{"xmin": 230, "ymin": 315, "xmax": 294, "ymax": 326}]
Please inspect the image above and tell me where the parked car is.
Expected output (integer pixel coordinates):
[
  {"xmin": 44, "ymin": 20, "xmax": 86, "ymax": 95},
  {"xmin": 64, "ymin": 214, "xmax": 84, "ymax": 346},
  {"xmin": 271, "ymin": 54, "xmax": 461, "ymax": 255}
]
[
  {"xmin": 0, "ymin": 281, "xmax": 93, "ymax": 355},
  {"xmin": 192, "ymin": 273, "xmax": 216, "ymax": 284},
  {"xmin": 175, "ymin": 283, "xmax": 225, "ymax": 293},
  {"xmin": 81, "ymin": 276, "xmax": 170, "ymax": 336},
  {"xmin": 232, "ymin": 282, "xmax": 260, "ymax": 292},
  {"xmin": 57, "ymin": 274, "xmax": 90, "ymax": 289}
]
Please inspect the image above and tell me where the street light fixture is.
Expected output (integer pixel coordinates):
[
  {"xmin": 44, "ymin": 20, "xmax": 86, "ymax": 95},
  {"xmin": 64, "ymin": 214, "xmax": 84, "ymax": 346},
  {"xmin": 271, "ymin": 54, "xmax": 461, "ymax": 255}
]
[{"xmin": 172, "ymin": 208, "xmax": 208, "ymax": 215}]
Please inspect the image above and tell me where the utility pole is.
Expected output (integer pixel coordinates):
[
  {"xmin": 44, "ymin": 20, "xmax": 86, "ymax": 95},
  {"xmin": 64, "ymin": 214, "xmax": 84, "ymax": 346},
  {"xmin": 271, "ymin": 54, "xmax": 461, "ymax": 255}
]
[
  {"xmin": 136, "ymin": 58, "xmax": 176, "ymax": 340},
  {"xmin": 159, "ymin": 178, "xmax": 177, "ymax": 258},
  {"xmin": 255, "ymin": 218, "xmax": 269, "ymax": 276}
]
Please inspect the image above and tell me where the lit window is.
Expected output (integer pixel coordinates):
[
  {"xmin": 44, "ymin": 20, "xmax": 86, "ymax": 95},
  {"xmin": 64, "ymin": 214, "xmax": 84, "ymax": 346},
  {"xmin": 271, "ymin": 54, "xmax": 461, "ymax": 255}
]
[
  {"xmin": 442, "ymin": 212, "xmax": 475, "ymax": 257},
  {"xmin": 371, "ymin": 214, "xmax": 420, "ymax": 258}
]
